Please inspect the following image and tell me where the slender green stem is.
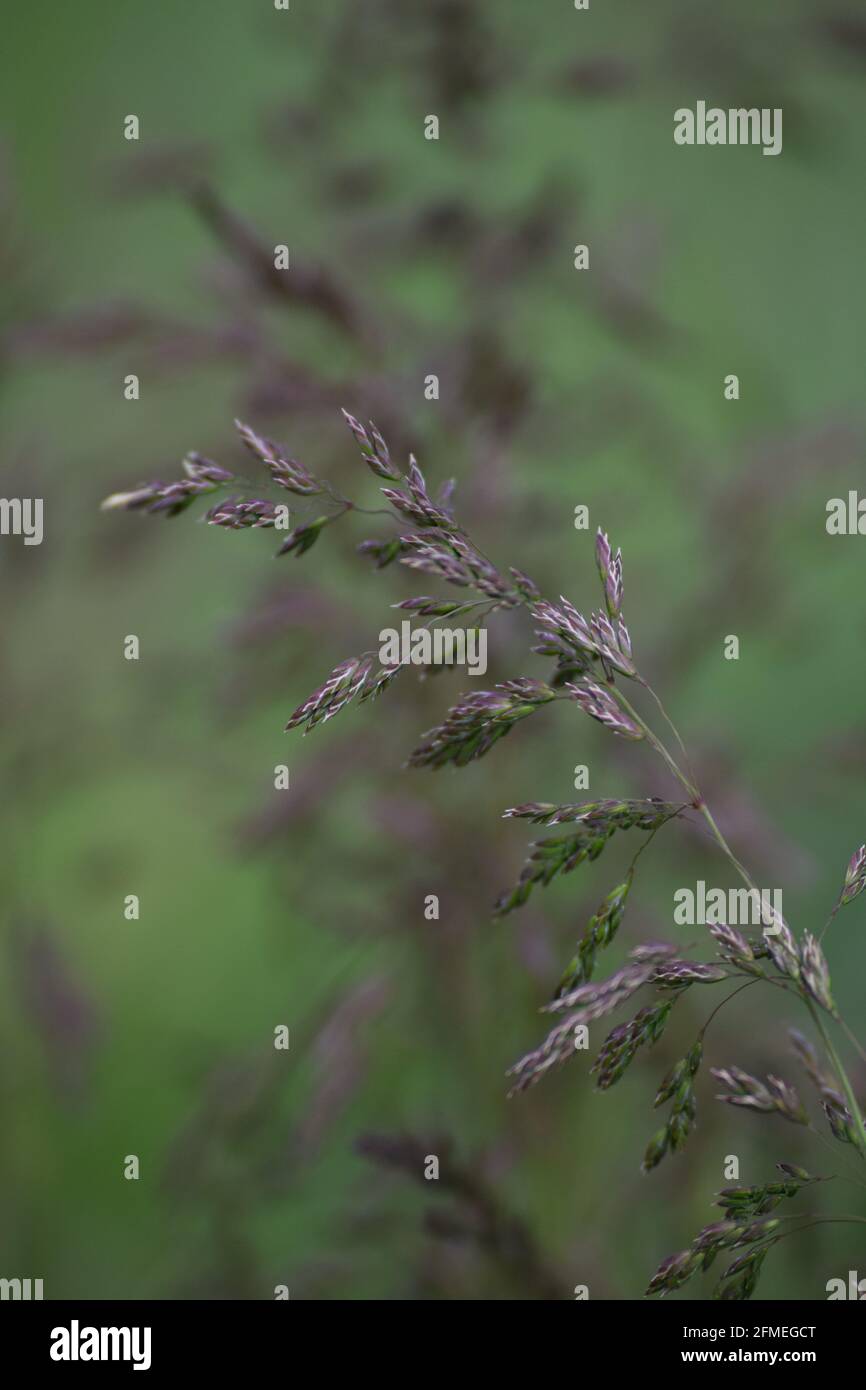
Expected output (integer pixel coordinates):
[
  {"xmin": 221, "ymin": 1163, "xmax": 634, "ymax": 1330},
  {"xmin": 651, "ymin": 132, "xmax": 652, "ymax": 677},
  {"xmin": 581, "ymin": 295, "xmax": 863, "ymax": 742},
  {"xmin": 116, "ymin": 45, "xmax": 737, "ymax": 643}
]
[
  {"xmin": 840, "ymin": 1018, "xmax": 866, "ymax": 1068},
  {"xmin": 608, "ymin": 684, "xmax": 699, "ymax": 801},
  {"xmin": 807, "ymin": 1124, "xmax": 866, "ymax": 1190},
  {"xmin": 774, "ymin": 1210, "xmax": 866, "ymax": 1224},
  {"xmin": 694, "ymin": 801, "xmax": 761, "ymax": 897},
  {"xmin": 607, "ymin": 671, "xmax": 866, "ymax": 1165},
  {"xmin": 819, "ymin": 897, "xmax": 842, "ymax": 945},
  {"xmin": 612, "ymin": 683, "xmax": 761, "ymax": 893},
  {"xmin": 776, "ymin": 1216, "xmax": 866, "ymax": 1241},
  {"xmin": 698, "ymin": 979, "xmax": 759, "ymax": 1040},
  {"xmin": 346, "ymin": 503, "xmax": 403, "ymax": 521},
  {"xmin": 629, "ymin": 807, "xmax": 689, "ymax": 872},
  {"xmin": 806, "ymin": 999, "xmax": 866, "ymax": 1161},
  {"xmin": 640, "ymin": 678, "xmax": 698, "ymax": 788}
]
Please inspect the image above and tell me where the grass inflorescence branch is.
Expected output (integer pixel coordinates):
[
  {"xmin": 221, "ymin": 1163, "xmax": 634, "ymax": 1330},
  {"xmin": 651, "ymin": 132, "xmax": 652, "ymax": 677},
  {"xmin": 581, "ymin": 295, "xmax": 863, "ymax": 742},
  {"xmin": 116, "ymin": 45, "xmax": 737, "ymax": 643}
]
[{"xmin": 102, "ymin": 408, "xmax": 866, "ymax": 1300}]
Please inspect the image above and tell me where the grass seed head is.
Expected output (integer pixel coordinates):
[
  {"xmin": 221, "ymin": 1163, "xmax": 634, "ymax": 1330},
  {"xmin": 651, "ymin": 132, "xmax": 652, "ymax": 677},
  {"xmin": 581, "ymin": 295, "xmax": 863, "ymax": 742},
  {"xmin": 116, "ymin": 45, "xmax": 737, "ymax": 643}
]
[
  {"xmin": 712, "ymin": 1067, "xmax": 808, "ymax": 1125},
  {"xmin": 840, "ymin": 843, "xmax": 866, "ymax": 905},
  {"xmin": 799, "ymin": 932, "xmax": 836, "ymax": 1015}
]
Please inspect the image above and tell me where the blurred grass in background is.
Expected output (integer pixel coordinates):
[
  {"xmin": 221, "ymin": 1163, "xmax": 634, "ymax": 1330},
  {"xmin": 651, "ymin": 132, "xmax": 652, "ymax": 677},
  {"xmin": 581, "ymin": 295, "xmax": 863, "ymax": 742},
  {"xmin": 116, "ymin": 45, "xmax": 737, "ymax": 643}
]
[{"xmin": 1, "ymin": 0, "xmax": 866, "ymax": 1298}]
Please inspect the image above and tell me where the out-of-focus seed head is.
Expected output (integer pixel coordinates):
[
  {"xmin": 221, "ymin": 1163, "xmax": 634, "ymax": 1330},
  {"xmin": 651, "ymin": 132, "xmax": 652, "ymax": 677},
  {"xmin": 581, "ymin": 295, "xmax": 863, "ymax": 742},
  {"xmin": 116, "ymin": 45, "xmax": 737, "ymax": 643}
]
[
  {"xmin": 799, "ymin": 932, "xmax": 836, "ymax": 1016},
  {"xmin": 285, "ymin": 653, "xmax": 400, "ymax": 734},
  {"xmin": 234, "ymin": 419, "xmax": 324, "ymax": 496},
  {"xmin": 823, "ymin": 1095, "xmax": 856, "ymax": 1145},
  {"xmin": 277, "ymin": 514, "xmax": 333, "ymax": 556},
  {"xmin": 645, "ymin": 1248, "xmax": 698, "ymax": 1297},
  {"xmin": 762, "ymin": 915, "xmax": 801, "ymax": 982},
  {"xmin": 565, "ymin": 680, "xmax": 644, "ymax": 740},
  {"xmin": 840, "ymin": 843, "xmax": 866, "ymax": 906},
  {"xmin": 709, "ymin": 921, "xmax": 754, "ymax": 965},
  {"xmin": 341, "ymin": 408, "xmax": 401, "ymax": 480},
  {"xmin": 711, "ymin": 1066, "xmax": 808, "ymax": 1125},
  {"xmin": 595, "ymin": 527, "xmax": 624, "ymax": 621},
  {"xmin": 408, "ymin": 679, "xmax": 556, "ymax": 772}
]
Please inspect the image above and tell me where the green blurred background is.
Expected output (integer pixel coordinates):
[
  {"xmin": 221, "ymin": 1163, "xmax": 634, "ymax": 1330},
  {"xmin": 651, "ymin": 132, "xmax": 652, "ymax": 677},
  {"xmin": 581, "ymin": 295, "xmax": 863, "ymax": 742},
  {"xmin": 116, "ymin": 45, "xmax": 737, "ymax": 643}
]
[{"xmin": 2, "ymin": 0, "xmax": 866, "ymax": 1299}]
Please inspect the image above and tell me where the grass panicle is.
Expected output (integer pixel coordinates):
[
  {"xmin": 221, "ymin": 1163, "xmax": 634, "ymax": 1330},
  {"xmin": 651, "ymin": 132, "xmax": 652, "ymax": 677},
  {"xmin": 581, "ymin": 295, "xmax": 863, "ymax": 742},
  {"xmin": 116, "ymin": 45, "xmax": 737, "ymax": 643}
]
[{"xmin": 101, "ymin": 408, "xmax": 866, "ymax": 1300}]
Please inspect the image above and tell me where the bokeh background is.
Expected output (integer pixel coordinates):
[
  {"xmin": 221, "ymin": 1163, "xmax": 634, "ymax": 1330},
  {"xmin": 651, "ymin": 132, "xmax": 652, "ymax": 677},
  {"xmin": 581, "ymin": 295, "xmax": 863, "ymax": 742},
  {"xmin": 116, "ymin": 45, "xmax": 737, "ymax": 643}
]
[{"xmin": 2, "ymin": 0, "xmax": 866, "ymax": 1299}]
